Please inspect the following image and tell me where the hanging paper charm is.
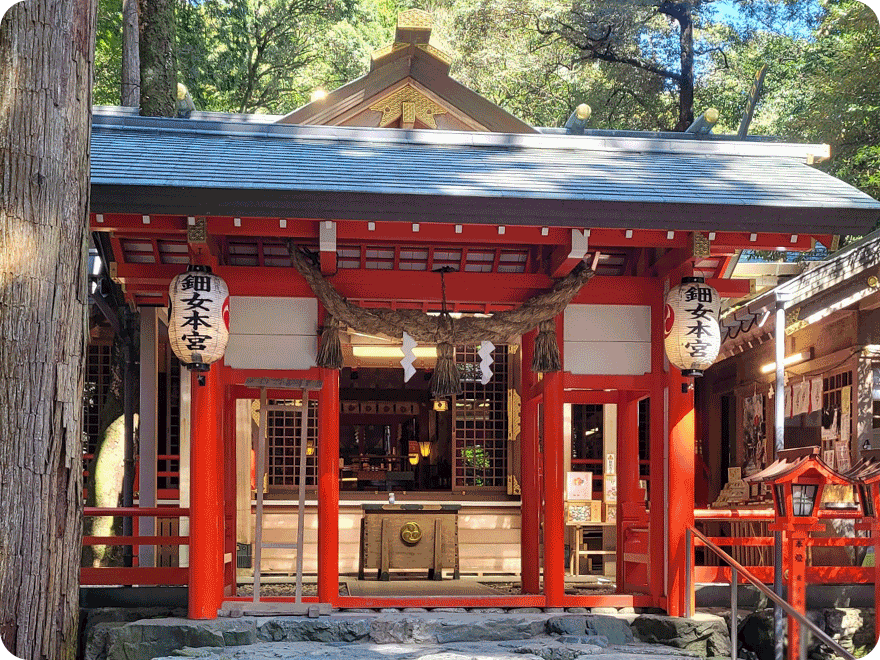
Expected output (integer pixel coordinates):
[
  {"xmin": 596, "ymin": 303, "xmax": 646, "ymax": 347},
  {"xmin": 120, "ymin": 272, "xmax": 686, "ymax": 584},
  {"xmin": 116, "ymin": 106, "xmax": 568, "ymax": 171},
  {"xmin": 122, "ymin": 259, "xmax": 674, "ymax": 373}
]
[
  {"xmin": 478, "ymin": 341, "xmax": 495, "ymax": 385},
  {"xmin": 168, "ymin": 265, "xmax": 230, "ymax": 372},
  {"xmin": 400, "ymin": 332, "xmax": 417, "ymax": 383},
  {"xmin": 663, "ymin": 276, "xmax": 720, "ymax": 377}
]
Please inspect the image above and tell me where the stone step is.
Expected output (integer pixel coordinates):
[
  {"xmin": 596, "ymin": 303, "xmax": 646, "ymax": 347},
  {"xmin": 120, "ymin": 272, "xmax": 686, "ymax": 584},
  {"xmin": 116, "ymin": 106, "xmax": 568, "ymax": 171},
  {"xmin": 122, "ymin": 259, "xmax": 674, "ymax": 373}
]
[
  {"xmin": 84, "ymin": 611, "xmax": 733, "ymax": 660},
  {"xmin": 149, "ymin": 639, "xmax": 708, "ymax": 660}
]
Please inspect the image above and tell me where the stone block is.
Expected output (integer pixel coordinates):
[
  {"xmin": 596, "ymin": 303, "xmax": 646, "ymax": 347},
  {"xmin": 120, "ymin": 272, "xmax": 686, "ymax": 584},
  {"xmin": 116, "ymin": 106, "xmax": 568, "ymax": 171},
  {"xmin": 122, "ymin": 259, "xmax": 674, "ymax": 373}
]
[
  {"xmin": 106, "ymin": 619, "xmax": 254, "ymax": 660},
  {"xmin": 584, "ymin": 615, "xmax": 634, "ymax": 645},
  {"xmin": 547, "ymin": 616, "xmax": 587, "ymax": 636},
  {"xmin": 256, "ymin": 616, "xmax": 372, "ymax": 642},
  {"xmin": 629, "ymin": 613, "xmax": 728, "ymax": 657}
]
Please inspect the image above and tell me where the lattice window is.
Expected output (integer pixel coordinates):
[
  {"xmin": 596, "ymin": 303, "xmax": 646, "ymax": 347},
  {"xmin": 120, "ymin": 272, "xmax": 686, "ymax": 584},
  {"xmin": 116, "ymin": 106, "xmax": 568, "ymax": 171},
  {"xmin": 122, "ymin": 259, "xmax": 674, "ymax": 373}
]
[
  {"xmin": 83, "ymin": 343, "xmax": 112, "ymax": 457},
  {"xmin": 571, "ymin": 404, "xmax": 603, "ymax": 498},
  {"xmin": 638, "ymin": 398, "xmax": 651, "ymax": 484},
  {"xmin": 266, "ymin": 400, "xmax": 319, "ymax": 488},
  {"xmin": 158, "ymin": 357, "xmax": 181, "ymax": 492},
  {"xmin": 453, "ymin": 345, "xmax": 508, "ymax": 488},
  {"xmin": 82, "ymin": 342, "xmax": 112, "ymax": 493}
]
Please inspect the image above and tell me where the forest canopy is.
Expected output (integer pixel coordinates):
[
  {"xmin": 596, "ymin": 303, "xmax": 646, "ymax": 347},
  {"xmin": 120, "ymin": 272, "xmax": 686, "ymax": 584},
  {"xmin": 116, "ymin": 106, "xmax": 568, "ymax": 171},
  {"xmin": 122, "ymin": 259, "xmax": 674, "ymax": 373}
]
[{"xmin": 93, "ymin": 0, "xmax": 880, "ymax": 199}]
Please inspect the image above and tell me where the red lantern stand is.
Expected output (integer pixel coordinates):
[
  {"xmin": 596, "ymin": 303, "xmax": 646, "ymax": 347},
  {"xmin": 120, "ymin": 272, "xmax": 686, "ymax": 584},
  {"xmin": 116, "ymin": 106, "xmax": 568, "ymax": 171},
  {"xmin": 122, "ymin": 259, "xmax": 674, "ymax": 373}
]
[
  {"xmin": 846, "ymin": 450, "xmax": 880, "ymax": 644},
  {"xmin": 747, "ymin": 447, "xmax": 850, "ymax": 660}
]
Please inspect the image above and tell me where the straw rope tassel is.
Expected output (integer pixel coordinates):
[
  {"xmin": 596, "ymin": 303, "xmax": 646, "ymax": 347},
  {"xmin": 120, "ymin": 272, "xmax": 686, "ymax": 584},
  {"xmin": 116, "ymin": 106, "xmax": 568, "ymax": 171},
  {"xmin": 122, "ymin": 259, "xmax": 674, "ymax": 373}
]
[
  {"xmin": 316, "ymin": 315, "xmax": 343, "ymax": 369},
  {"xmin": 531, "ymin": 318, "xmax": 561, "ymax": 373},
  {"xmin": 431, "ymin": 342, "xmax": 462, "ymax": 398}
]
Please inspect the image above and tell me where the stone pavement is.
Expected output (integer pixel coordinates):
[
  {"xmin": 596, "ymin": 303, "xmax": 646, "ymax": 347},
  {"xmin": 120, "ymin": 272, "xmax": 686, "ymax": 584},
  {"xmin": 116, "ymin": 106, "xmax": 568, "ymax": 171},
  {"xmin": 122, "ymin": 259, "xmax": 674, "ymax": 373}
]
[{"xmin": 83, "ymin": 610, "xmax": 733, "ymax": 660}]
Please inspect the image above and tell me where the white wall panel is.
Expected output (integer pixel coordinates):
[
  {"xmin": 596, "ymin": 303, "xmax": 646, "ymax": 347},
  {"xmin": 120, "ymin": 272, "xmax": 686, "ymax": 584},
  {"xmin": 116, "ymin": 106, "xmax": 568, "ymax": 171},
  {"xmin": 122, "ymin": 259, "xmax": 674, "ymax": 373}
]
[
  {"xmin": 230, "ymin": 297, "xmax": 317, "ymax": 336},
  {"xmin": 225, "ymin": 334, "xmax": 316, "ymax": 370},
  {"xmin": 565, "ymin": 341, "xmax": 650, "ymax": 375},
  {"xmin": 226, "ymin": 297, "xmax": 317, "ymax": 369},
  {"xmin": 564, "ymin": 304, "xmax": 651, "ymax": 375},
  {"xmin": 564, "ymin": 304, "xmax": 651, "ymax": 342}
]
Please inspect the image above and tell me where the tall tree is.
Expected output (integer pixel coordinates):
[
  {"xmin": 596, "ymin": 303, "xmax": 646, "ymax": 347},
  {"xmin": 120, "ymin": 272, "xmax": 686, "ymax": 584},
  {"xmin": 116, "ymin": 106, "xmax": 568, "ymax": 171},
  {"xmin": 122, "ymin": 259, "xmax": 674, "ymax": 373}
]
[
  {"xmin": 533, "ymin": 0, "xmax": 707, "ymax": 130},
  {"xmin": 530, "ymin": 0, "xmax": 820, "ymax": 131},
  {"xmin": 140, "ymin": 0, "xmax": 177, "ymax": 115},
  {"xmin": 122, "ymin": 0, "xmax": 140, "ymax": 106},
  {"xmin": 178, "ymin": 0, "xmax": 357, "ymax": 114},
  {"xmin": 0, "ymin": 0, "xmax": 95, "ymax": 657}
]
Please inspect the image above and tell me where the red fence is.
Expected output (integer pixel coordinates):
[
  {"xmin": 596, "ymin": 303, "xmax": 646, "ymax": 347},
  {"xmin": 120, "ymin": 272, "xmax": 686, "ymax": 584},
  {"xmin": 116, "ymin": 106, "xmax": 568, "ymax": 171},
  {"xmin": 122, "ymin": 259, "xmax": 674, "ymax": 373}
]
[
  {"xmin": 81, "ymin": 506, "xmax": 189, "ymax": 586},
  {"xmin": 693, "ymin": 508, "xmax": 872, "ymax": 585}
]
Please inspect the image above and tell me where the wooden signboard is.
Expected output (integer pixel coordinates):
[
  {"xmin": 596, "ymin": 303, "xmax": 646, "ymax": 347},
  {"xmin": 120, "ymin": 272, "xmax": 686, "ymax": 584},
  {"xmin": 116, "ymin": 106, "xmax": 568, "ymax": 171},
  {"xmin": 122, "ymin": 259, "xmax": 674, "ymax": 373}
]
[
  {"xmin": 567, "ymin": 472, "xmax": 592, "ymax": 500},
  {"xmin": 566, "ymin": 501, "xmax": 602, "ymax": 524},
  {"xmin": 604, "ymin": 475, "xmax": 617, "ymax": 504}
]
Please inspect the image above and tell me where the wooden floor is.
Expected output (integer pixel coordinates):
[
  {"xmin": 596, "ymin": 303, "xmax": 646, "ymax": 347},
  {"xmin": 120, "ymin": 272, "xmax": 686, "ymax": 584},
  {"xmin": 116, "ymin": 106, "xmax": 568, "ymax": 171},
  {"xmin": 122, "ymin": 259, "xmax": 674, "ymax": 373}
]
[{"xmin": 345, "ymin": 578, "xmax": 507, "ymax": 597}]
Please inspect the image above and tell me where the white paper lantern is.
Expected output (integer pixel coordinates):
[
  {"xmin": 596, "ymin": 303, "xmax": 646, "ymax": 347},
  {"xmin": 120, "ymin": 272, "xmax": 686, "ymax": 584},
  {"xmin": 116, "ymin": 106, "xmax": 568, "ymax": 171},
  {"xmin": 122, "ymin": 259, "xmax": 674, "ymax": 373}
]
[
  {"xmin": 663, "ymin": 276, "xmax": 721, "ymax": 377},
  {"xmin": 168, "ymin": 265, "xmax": 230, "ymax": 371}
]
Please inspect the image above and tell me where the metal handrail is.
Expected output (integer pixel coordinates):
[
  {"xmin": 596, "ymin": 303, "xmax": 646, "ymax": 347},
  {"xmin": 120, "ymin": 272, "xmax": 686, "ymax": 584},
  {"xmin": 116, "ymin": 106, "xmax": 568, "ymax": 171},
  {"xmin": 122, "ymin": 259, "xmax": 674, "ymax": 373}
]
[{"xmin": 686, "ymin": 525, "xmax": 855, "ymax": 660}]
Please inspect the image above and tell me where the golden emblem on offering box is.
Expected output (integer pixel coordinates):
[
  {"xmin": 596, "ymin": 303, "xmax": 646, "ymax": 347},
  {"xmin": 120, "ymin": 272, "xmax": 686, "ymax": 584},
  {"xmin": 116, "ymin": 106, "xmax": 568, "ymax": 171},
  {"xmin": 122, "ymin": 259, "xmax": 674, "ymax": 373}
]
[{"xmin": 400, "ymin": 521, "xmax": 422, "ymax": 545}]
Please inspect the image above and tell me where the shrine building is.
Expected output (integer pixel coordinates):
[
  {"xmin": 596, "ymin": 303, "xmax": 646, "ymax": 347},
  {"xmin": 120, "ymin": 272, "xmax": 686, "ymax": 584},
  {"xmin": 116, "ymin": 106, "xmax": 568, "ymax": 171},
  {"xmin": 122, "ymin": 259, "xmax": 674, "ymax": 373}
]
[{"xmin": 83, "ymin": 10, "xmax": 880, "ymax": 619}]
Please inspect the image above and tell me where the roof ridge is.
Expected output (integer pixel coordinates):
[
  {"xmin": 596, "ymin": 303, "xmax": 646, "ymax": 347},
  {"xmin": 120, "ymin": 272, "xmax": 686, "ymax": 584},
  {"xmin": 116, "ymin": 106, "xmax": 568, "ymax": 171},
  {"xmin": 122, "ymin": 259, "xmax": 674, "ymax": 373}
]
[{"xmin": 91, "ymin": 110, "xmax": 829, "ymax": 161}]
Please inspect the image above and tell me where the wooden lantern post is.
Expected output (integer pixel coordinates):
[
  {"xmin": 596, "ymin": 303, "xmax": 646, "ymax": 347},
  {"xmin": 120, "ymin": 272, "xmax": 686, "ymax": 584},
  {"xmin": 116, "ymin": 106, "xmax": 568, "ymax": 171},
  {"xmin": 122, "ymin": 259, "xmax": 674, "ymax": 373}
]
[{"xmin": 747, "ymin": 447, "xmax": 850, "ymax": 660}]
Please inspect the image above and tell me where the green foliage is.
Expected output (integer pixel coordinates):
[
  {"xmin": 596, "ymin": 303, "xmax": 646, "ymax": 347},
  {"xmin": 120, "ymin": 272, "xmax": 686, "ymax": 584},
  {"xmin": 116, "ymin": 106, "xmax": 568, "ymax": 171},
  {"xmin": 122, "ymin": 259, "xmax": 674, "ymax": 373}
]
[
  {"xmin": 93, "ymin": 0, "xmax": 880, "ymax": 209},
  {"xmin": 177, "ymin": 0, "xmax": 360, "ymax": 114},
  {"xmin": 94, "ymin": 0, "xmax": 123, "ymax": 105}
]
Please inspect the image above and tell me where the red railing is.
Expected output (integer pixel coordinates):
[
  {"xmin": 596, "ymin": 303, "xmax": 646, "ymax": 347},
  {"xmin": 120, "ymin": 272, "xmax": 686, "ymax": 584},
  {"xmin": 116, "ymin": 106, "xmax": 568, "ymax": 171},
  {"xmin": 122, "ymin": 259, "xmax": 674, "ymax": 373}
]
[
  {"xmin": 692, "ymin": 508, "xmax": 872, "ymax": 585},
  {"xmin": 81, "ymin": 506, "xmax": 189, "ymax": 586}
]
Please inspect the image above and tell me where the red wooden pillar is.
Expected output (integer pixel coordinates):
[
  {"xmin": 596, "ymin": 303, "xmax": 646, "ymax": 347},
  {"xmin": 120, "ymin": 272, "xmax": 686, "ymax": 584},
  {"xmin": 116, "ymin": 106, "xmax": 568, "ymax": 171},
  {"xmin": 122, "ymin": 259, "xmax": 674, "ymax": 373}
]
[
  {"xmin": 648, "ymin": 283, "xmax": 667, "ymax": 604},
  {"xmin": 543, "ymin": 366, "xmax": 565, "ymax": 606},
  {"xmin": 317, "ymin": 368, "xmax": 340, "ymax": 604},
  {"xmin": 520, "ymin": 330, "xmax": 541, "ymax": 594},
  {"xmin": 189, "ymin": 367, "xmax": 224, "ymax": 619},
  {"xmin": 666, "ymin": 367, "xmax": 695, "ymax": 617},
  {"xmin": 616, "ymin": 391, "xmax": 640, "ymax": 590}
]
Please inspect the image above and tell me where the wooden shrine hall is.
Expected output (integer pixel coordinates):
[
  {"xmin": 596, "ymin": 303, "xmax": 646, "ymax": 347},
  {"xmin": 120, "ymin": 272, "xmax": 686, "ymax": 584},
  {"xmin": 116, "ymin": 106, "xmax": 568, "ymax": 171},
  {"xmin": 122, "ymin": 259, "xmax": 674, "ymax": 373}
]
[{"xmin": 84, "ymin": 10, "xmax": 880, "ymax": 620}]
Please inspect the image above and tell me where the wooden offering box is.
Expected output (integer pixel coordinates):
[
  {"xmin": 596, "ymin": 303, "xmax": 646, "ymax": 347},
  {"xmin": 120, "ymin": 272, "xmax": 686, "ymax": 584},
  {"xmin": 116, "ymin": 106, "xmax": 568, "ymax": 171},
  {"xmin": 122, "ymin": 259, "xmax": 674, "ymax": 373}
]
[{"xmin": 359, "ymin": 504, "xmax": 461, "ymax": 581}]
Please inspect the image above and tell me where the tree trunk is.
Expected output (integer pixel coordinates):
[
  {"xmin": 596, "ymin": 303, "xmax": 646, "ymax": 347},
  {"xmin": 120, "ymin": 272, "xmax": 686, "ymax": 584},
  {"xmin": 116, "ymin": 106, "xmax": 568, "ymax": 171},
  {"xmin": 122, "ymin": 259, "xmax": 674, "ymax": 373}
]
[
  {"xmin": 122, "ymin": 0, "xmax": 141, "ymax": 106},
  {"xmin": 675, "ymin": 3, "xmax": 694, "ymax": 131},
  {"xmin": 139, "ymin": 0, "xmax": 177, "ymax": 116},
  {"xmin": 0, "ymin": 0, "xmax": 94, "ymax": 656}
]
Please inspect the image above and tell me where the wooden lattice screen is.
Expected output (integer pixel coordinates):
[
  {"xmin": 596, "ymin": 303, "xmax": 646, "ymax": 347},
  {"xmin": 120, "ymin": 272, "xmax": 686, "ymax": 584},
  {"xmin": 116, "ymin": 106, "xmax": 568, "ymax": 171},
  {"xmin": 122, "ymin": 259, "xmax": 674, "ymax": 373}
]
[
  {"xmin": 453, "ymin": 344, "xmax": 508, "ymax": 488},
  {"xmin": 266, "ymin": 400, "xmax": 319, "ymax": 488}
]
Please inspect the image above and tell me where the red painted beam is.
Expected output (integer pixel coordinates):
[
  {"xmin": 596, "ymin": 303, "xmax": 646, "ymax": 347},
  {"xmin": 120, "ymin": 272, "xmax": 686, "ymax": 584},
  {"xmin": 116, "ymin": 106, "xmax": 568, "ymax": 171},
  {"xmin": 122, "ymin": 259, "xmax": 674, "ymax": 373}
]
[
  {"xmin": 563, "ymin": 594, "xmax": 657, "ymax": 608},
  {"xmin": 93, "ymin": 214, "xmax": 830, "ymax": 254},
  {"xmin": 564, "ymin": 391, "xmax": 620, "ymax": 405},
  {"xmin": 91, "ymin": 213, "xmax": 189, "ymax": 234},
  {"xmin": 711, "ymin": 232, "xmax": 816, "ymax": 252},
  {"xmin": 564, "ymin": 374, "xmax": 652, "ymax": 392},
  {"xmin": 82, "ymin": 536, "xmax": 189, "ymax": 546},
  {"xmin": 84, "ymin": 507, "xmax": 190, "ymax": 516},
  {"xmin": 320, "ymin": 250, "xmax": 337, "ymax": 276},
  {"xmin": 80, "ymin": 567, "xmax": 188, "ymax": 585}
]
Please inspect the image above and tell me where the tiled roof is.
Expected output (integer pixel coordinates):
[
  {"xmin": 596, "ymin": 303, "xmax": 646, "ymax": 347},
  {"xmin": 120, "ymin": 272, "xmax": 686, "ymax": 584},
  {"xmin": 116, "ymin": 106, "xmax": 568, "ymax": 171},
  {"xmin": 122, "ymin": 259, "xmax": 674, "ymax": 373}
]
[{"xmin": 89, "ymin": 109, "xmax": 880, "ymax": 233}]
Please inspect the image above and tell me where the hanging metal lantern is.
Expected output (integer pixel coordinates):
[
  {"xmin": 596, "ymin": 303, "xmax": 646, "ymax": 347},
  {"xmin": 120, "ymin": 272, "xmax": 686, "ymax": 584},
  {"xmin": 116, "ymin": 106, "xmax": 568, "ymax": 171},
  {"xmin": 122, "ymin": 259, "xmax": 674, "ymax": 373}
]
[
  {"xmin": 663, "ymin": 276, "xmax": 720, "ymax": 377},
  {"xmin": 168, "ymin": 265, "xmax": 230, "ymax": 372}
]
